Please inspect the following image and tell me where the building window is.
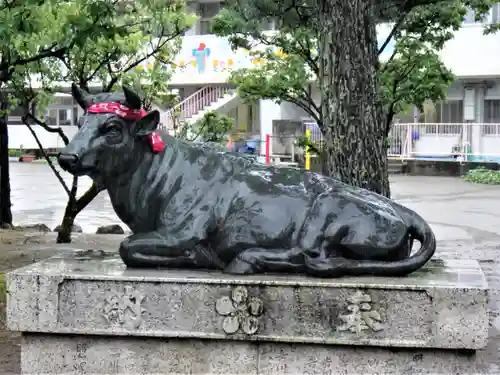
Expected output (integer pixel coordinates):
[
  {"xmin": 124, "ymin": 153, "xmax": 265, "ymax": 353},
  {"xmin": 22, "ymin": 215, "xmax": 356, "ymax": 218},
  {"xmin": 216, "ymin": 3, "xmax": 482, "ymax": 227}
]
[
  {"xmin": 463, "ymin": 9, "xmax": 477, "ymax": 23},
  {"xmin": 198, "ymin": 2, "xmax": 224, "ymax": 35},
  {"xmin": 492, "ymin": 3, "xmax": 500, "ymax": 23},
  {"xmin": 199, "ymin": 20, "xmax": 211, "ymax": 35},
  {"xmin": 45, "ymin": 96, "xmax": 79, "ymax": 126},
  {"xmin": 45, "ymin": 108, "xmax": 58, "ymax": 126},
  {"xmin": 58, "ymin": 108, "xmax": 72, "ymax": 126},
  {"xmin": 483, "ymin": 99, "xmax": 500, "ymax": 135},
  {"xmin": 463, "ymin": 8, "xmax": 490, "ymax": 24},
  {"xmin": 7, "ymin": 97, "xmax": 78, "ymax": 126},
  {"xmin": 423, "ymin": 100, "xmax": 463, "ymax": 135}
]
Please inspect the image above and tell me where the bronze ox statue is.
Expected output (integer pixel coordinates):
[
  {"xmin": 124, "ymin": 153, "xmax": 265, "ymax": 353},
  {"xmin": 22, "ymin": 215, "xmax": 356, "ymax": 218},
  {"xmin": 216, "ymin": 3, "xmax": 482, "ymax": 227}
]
[{"xmin": 58, "ymin": 84, "xmax": 436, "ymax": 277}]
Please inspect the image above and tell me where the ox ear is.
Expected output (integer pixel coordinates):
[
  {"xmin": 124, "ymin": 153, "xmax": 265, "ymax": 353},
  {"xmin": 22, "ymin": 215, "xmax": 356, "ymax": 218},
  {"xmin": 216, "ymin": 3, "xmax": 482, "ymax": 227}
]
[
  {"xmin": 134, "ymin": 110, "xmax": 160, "ymax": 136},
  {"xmin": 71, "ymin": 83, "xmax": 91, "ymax": 109},
  {"xmin": 122, "ymin": 85, "xmax": 142, "ymax": 110}
]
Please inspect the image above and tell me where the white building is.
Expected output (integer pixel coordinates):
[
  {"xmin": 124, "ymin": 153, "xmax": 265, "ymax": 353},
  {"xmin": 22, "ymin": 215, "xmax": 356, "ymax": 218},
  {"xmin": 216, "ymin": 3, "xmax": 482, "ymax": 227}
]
[{"xmin": 8, "ymin": 3, "xmax": 500, "ymax": 162}]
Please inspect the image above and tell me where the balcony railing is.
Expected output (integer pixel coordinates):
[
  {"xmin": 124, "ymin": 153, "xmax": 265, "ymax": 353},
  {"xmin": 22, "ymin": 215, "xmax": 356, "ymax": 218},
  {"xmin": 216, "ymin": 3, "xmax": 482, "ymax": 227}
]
[
  {"xmin": 388, "ymin": 122, "xmax": 500, "ymax": 160},
  {"xmin": 159, "ymin": 86, "xmax": 234, "ymax": 133},
  {"xmin": 265, "ymin": 122, "xmax": 500, "ymax": 162}
]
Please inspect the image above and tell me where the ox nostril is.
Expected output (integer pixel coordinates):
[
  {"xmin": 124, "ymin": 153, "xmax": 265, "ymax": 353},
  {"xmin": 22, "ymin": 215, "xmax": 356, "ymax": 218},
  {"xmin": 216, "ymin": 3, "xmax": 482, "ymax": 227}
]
[{"xmin": 58, "ymin": 153, "xmax": 79, "ymax": 171}]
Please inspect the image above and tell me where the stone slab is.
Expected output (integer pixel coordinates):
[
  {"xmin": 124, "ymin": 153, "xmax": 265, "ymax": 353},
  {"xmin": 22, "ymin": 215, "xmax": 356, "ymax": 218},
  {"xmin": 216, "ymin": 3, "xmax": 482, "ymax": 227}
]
[
  {"xmin": 20, "ymin": 334, "xmax": 495, "ymax": 375},
  {"xmin": 6, "ymin": 250, "xmax": 489, "ymax": 350}
]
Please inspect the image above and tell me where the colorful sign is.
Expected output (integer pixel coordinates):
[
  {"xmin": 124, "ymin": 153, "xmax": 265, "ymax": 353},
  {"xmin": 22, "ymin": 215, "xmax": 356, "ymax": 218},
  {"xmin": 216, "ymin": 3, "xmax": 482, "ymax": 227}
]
[
  {"xmin": 139, "ymin": 28, "xmax": 400, "ymax": 84},
  {"xmin": 167, "ymin": 36, "xmax": 266, "ymax": 75},
  {"xmin": 192, "ymin": 42, "xmax": 211, "ymax": 74}
]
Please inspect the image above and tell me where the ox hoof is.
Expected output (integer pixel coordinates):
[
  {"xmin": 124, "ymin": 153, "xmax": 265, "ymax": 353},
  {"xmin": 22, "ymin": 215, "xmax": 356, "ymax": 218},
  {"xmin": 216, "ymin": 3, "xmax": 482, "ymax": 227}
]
[{"xmin": 224, "ymin": 258, "xmax": 255, "ymax": 274}]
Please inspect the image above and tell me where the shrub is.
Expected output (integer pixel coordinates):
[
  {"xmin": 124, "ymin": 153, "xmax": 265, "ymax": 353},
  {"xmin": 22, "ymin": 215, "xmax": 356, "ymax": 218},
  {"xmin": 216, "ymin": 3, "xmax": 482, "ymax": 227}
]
[
  {"xmin": 8, "ymin": 149, "xmax": 20, "ymax": 157},
  {"xmin": 463, "ymin": 167, "xmax": 500, "ymax": 185}
]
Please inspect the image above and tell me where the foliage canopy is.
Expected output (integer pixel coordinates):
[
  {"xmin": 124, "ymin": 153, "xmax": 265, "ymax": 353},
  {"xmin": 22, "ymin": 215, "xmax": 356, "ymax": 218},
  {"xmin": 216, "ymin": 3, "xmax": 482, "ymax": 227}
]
[{"xmin": 213, "ymin": 0, "xmax": 493, "ymax": 134}]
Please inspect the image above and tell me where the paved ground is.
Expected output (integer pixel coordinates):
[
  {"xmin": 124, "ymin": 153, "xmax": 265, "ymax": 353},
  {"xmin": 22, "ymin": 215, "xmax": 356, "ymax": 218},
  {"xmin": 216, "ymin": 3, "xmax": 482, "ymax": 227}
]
[{"xmin": 1, "ymin": 175, "xmax": 500, "ymax": 373}]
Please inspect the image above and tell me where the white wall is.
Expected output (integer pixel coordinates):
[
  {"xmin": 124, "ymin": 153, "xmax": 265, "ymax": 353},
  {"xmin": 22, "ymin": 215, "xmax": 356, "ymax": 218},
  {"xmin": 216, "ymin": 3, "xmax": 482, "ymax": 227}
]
[
  {"xmin": 413, "ymin": 134, "xmax": 461, "ymax": 156},
  {"xmin": 259, "ymin": 100, "xmax": 281, "ymax": 155},
  {"xmin": 8, "ymin": 125, "xmax": 79, "ymax": 150},
  {"xmin": 407, "ymin": 79, "xmax": 500, "ymax": 159},
  {"xmin": 162, "ymin": 26, "xmax": 397, "ymax": 84},
  {"xmin": 441, "ymin": 25, "xmax": 500, "ymax": 78},
  {"xmin": 151, "ymin": 23, "xmax": 500, "ymax": 86}
]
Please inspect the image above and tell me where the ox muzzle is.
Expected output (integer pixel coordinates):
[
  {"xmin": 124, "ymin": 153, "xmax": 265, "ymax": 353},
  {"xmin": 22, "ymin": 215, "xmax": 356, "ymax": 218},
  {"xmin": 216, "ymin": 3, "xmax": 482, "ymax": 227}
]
[{"xmin": 58, "ymin": 153, "xmax": 80, "ymax": 174}]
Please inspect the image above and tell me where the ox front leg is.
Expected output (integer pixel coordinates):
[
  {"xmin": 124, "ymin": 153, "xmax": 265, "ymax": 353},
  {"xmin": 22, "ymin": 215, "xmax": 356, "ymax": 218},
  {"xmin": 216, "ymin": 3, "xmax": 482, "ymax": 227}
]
[{"xmin": 119, "ymin": 232, "xmax": 224, "ymax": 270}]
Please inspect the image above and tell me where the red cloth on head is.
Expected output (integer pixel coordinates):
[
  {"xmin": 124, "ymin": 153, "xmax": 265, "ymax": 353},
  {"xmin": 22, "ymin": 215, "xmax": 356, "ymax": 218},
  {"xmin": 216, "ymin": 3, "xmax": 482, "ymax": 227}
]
[
  {"xmin": 87, "ymin": 102, "xmax": 165, "ymax": 153},
  {"xmin": 88, "ymin": 102, "xmax": 148, "ymax": 120}
]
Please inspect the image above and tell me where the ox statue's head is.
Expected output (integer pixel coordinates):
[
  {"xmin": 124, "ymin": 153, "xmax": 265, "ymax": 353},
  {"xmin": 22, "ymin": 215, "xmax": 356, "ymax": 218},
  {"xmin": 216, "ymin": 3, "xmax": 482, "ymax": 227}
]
[{"xmin": 58, "ymin": 84, "xmax": 164, "ymax": 182}]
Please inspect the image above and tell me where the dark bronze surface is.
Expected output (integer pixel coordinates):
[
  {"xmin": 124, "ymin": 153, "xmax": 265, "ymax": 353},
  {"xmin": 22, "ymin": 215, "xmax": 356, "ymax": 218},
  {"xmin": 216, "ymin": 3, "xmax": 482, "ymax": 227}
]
[{"xmin": 58, "ymin": 85, "xmax": 436, "ymax": 277}]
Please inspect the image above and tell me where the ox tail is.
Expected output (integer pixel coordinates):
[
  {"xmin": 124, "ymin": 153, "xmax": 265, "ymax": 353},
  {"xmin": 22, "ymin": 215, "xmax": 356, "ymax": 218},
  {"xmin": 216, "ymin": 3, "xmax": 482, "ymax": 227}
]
[
  {"xmin": 346, "ymin": 219, "xmax": 435, "ymax": 277},
  {"xmin": 306, "ymin": 205, "xmax": 436, "ymax": 278},
  {"xmin": 348, "ymin": 205, "xmax": 436, "ymax": 277}
]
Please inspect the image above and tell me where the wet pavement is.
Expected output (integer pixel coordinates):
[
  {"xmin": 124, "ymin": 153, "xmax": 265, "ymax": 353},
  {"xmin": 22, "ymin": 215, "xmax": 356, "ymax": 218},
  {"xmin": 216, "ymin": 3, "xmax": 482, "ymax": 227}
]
[
  {"xmin": 392, "ymin": 175, "xmax": 500, "ymax": 245},
  {"xmin": 10, "ymin": 162, "xmax": 119, "ymax": 232}
]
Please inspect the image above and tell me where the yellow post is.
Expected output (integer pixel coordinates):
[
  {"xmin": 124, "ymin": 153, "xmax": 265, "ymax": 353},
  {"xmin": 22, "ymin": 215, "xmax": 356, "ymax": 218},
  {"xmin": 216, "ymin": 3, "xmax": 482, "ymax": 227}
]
[{"xmin": 305, "ymin": 129, "xmax": 311, "ymax": 170}]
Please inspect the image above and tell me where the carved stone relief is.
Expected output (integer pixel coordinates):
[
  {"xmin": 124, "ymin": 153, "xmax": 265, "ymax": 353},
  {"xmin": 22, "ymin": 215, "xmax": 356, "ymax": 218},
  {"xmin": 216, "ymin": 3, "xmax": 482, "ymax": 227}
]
[
  {"xmin": 215, "ymin": 286, "xmax": 264, "ymax": 335},
  {"xmin": 101, "ymin": 286, "xmax": 145, "ymax": 329},
  {"xmin": 338, "ymin": 290, "xmax": 383, "ymax": 334}
]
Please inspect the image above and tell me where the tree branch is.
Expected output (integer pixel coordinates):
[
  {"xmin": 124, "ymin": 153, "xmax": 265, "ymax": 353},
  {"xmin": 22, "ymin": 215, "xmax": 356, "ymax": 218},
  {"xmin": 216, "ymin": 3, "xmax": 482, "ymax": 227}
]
[
  {"xmin": 21, "ymin": 115, "xmax": 72, "ymax": 198},
  {"xmin": 295, "ymin": 37, "xmax": 319, "ymax": 75},
  {"xmin": 378, "ymin": 13, "xmax": 406, "ymax": 55},
  {"xmin": 384, "ymin": 61, "xmax": 418, "ymax": 135},
  {"xmin": 383, "ymin": 48, "xmax": 398, "ymax": 68},
  {"xmin": 299, "ymin": 86, "xmax": 321, "ymax": 119},
  {"xmin": 24, "ymin": 112, "xmax": 70, "ymax": 145},
  {"xmin": 75, "ymin": 183, "xmax": 100, "ymax": 213},
  {"xmin": 104, "ymin": 26, "xmax": 184, "ymax": 92},
  {"xmin": 375, "ymin": 0, "xmax": 451, "ymax": 21},
  {"xmin": 283, "ymin": 93, "xmax": 321, "ymax": 127},
  {"xmin": 0, "ymin": 45, "xmax": 67, "ymax": 73},
  {"xmin": 85, "ymin": 49, "xmax": 121, "ymax": 86}
]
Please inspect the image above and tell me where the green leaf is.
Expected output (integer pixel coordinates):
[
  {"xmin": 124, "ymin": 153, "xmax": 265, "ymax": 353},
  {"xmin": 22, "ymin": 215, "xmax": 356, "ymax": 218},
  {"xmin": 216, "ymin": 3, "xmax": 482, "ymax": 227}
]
[
  {"xmin": 180, "ymin": 111, "xmax": 233, "ymax": 144},
  {"xmin": 463, "ymin": 167, "xmax": 500, "ymax": 185},
  {"xmin": 1, "ymin": 0, "xmax": 196, "ymax": 110}
]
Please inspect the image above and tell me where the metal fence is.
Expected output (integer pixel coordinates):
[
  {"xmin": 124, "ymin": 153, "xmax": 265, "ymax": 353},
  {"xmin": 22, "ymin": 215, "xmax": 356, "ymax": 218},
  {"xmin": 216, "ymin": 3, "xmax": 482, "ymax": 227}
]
[
  {"xmin": 262, "ymin": 122, "xmax": 500, "ymax": 164},
  {"xmin": 170, "ymin": 122, "xmax": 500, "ymax": 167},
  {"xmin": 388, "ymin": 122, "xmax": 500, "ymax": 160}
]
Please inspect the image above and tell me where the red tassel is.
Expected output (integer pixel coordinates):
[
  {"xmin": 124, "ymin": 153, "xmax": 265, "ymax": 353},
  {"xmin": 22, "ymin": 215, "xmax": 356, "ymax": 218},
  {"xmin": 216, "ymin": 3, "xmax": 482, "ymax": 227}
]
[{"xmin": 147, "ymin": 132, "xmax": 166, "ymax": 153}]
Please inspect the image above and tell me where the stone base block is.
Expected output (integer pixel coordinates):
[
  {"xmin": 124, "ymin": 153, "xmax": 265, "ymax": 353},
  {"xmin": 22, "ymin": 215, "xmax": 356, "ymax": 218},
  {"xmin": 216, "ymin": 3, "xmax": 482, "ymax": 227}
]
[
  {"xmin": 21, "ymin": 334, "xmax": 487, "ymax": 375},
  {"xmin": 6, "ymin": 250, "xmax": 489, "ymax": 374}
]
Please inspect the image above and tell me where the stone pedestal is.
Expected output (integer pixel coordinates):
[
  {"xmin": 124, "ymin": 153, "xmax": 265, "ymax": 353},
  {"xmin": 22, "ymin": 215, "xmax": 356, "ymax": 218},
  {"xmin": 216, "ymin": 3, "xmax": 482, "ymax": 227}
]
[{"xmin": 6, "ymin": 250, "xmax": 489, "ymax": 374}]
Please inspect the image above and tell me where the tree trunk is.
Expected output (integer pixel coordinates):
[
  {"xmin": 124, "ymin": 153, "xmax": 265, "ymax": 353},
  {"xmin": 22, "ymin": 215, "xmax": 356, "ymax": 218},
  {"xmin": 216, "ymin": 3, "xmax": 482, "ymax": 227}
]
[
  {"xmin": 0, "ymin": 97, "xmax": 12, "ymax": 226},
  {"xmin": 56, "ymin": 183, "xmax": 100, "ymax": 243},
  {"xmin": 56, "ymin": 199, "xmax": 77, "ymax": 243},
  {"xmin": 317, "ymin": 0, "xmax": 391, "ymax": 198}
]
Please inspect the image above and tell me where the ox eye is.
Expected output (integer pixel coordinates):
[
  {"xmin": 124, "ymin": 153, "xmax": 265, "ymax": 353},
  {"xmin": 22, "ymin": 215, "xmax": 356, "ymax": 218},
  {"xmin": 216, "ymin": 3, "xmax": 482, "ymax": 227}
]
[{"xmin": 104, "ymin": 123, "xmax": 121, "ymax": 134}]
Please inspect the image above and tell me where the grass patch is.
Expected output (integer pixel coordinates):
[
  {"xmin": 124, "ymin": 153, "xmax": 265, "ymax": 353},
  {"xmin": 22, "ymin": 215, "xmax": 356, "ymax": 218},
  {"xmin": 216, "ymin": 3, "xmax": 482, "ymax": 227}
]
[
  {"xmin": 0, "ymin": 273, "xmax": 4, "ymax": 303},
  {"xmin": 463, "ymin": 167, "xmax": 500, "ymax": 185}
]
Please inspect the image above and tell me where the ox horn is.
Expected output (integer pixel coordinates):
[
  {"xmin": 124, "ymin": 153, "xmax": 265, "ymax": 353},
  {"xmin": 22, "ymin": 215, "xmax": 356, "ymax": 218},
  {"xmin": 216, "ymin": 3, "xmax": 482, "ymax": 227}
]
[
  {"xmin": 71, "ymin": 83, "xmax": 91, "ymax": 110},
  {"xmin": 122, "ymin": 85, "xmax": 142, "ymax": 110}
]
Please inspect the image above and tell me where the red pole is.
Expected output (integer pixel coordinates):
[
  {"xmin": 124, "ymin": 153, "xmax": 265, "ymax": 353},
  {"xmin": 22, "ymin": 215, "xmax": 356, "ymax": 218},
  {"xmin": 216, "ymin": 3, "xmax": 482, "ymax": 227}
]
[{"xmin": 265, "ymin": 134, "xmax": 270, "ymax": 164}]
